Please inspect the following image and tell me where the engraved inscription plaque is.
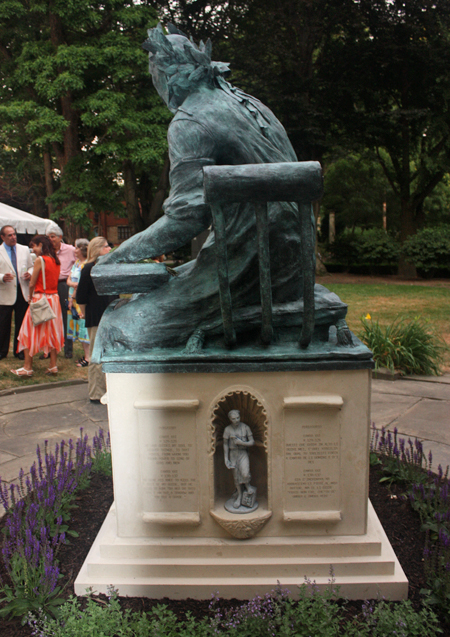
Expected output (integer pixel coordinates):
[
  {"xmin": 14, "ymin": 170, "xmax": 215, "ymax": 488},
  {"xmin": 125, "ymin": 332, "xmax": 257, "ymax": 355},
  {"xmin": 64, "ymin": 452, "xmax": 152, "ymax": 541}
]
[
  {"xmin": 284, "ymin": 410, "xmax": 340, "ymax": 513},
  {"xmin": 137, "ymin": 409, "xmax": 198, "ymax": 514}
]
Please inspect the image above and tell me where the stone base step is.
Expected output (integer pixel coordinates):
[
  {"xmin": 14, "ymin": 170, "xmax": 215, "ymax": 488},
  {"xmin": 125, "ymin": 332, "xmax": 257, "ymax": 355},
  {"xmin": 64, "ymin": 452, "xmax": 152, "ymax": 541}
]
[
  {"xmin": 75, "ymin": 500, "xmax": 408, "ymax": 601},
  {"xmin": 76, "ymin": 573, "xmax": 407, "ymax": 602},
  {"xmin": 99, "ymin": 516, "xmax": 382, "ymax": 560},
  {"xmin": 87, "ymin": 555, "xmax": 395, "ymax": 579}
]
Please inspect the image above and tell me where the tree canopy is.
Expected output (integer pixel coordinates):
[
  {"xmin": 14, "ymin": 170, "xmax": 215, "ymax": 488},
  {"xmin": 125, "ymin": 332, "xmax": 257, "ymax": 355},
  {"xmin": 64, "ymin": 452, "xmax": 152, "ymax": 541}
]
[
  {"xmin": 2, "ymin": 0, "xmax": 450, "ymax": 259},
  {"xmin": 0, "ymin": 0, "xmax": 171, "ymax": 233},
  {"xmin": 154, "ymin": 1, "xmax": 450, "ymax": 261},
  {"xmin": 318, "ymin": 0, "xmax": 450, "ymax": 271}
]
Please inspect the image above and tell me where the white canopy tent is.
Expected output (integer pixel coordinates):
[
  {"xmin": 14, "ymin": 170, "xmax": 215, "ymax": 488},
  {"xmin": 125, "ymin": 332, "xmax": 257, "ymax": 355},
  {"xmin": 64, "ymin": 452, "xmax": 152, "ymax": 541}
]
[{"xmin": 0, "ymin": 202, "xmax": 52, "ymax": 234}]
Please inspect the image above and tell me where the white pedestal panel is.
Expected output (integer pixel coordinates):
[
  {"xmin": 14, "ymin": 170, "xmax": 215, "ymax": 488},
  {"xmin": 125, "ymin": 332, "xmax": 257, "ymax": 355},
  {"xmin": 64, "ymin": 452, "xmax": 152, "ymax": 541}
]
[{"xmin": 75, "ymin": 368, "xmax": 408, "ymax": 600}]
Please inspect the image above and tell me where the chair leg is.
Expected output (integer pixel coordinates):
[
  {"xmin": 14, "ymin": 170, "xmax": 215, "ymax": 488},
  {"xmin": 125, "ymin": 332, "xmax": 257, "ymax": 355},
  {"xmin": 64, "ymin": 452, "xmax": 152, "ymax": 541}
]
[
  {"xmin": 211, "ymin": 203, "xmax": 236, "ymax": 347},
  {"xmin": 298, "ymin": 201, "xmax": 315, "ymax": 348},
  {"xmin": 255, "ymin": 202, "xmax": 273, "ymax": 345}
]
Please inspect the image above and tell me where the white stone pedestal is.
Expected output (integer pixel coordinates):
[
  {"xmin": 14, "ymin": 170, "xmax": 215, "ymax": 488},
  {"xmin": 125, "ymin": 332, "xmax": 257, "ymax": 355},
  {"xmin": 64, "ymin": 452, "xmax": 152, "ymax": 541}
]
[{"xmin": 75, "ymin": 367, "xmax": 408, "ymax": 600}]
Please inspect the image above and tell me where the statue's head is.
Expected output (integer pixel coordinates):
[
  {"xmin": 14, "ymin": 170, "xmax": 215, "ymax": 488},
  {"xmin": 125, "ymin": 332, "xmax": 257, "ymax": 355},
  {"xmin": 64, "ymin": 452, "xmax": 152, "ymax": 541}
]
[
  {"xmin": 228, "ymin": 410, "xmax": 241, "ymax": 423},
  {"xmin": 142, "ymin": 23, "xmax": 230, "ymax": 112}
]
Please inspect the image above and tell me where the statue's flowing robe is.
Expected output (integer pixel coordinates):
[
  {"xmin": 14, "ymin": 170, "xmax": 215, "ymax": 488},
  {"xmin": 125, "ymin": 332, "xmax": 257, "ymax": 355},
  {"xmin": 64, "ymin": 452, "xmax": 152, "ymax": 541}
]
[{"xmin": 96, "ymin": 84, "xmax": 346, "ymax": 354}]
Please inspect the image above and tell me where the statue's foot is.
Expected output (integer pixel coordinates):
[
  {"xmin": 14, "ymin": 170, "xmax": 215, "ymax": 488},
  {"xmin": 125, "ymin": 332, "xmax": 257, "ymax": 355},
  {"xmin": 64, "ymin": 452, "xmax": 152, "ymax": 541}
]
[
  {"xmin": 336, "ymin": 319, "xmax": 354, "ymax": 347},
  {"xmin": 183, "ymin": 329, "xmax": 206, "ymax": 354},
  {"xmin": 233, "ymin": 497, "xmax": 241, "ymax": 509}
]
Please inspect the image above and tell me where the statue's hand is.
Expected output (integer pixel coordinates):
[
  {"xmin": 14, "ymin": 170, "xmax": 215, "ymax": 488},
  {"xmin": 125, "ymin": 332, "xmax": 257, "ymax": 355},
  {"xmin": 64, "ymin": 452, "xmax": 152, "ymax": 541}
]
[
  {"xmin": 97, "ymin": 249, "xmax": 123, "ymax": 265},
  {"xmin": 225, "ymin": 460, "xmax": 234, "ymax": 470}
]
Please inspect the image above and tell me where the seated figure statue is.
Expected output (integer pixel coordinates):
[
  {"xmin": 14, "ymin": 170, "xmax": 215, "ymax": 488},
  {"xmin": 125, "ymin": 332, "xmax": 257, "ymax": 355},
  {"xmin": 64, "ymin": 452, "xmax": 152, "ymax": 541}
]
[{"xmin": 94, "ymin": 23, "xmax": 348, "ymax": 357}]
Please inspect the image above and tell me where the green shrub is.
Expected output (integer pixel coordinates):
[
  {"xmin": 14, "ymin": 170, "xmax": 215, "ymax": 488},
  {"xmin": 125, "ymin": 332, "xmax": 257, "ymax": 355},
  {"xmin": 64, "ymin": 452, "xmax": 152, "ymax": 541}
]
[
  {"xmin": 327, "ymin": 233, "xmax": 360, "ymax": 267},
  {"xmin": 29, "ymin": 585, "xmax": 442, "ymax": 637},
  {"xmin": 328, "ymin": 229, "xmax": 400, "ymax": 267},
  {"xmin": 359, "ymin": 316, "xmax": 447, "ymax": 375},
  {"xmin": 356, "ymin": 228, "xmax": 400, "ymax": 266},
  {"xmin": 344, "ymin": 598, "xmax": 442, "ymax": 637},
  {"xmin": 402, "ymin": 225, "xmax": 450, "ymax": 274}
]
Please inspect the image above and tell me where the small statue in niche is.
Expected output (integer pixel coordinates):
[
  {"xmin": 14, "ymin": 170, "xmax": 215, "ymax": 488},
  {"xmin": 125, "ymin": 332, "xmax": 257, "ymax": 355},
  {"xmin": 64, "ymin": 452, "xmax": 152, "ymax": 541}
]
[{"xmin": 223, "ymin": 410, "xmax": 258, "ymax": 513}]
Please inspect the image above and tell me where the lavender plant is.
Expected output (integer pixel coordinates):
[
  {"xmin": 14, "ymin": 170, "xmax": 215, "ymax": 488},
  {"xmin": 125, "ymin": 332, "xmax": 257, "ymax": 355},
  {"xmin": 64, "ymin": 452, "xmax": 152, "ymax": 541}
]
[
  {"xmin": 370, "ymin": 423, "xmax": 450, "ymax": 618},
  {"xmin": 209, "ymin": 574, "xmax": 343, "ymax": 637},
  {"xmin": 370, "ymin": 425, "xmax": 430, "ymax": 486},
  {"xmin": 0, "ymin": 428, "xmax": 110, "ymax": 621},
  {"xmin": 412, "ymin": 471, "xmax": 450, "ymax": 616},
  {"xmin": 422, "ymin": 528, "xmax": 450, "ymax": 615},
  {"xmin": 209, "ymin": 585, "xmax": 292, "ymax": 636},
  {"xmin": 0, "ymin": 433, "xmax": 93, "ymax": 537},
  {"xmin": 0, "ymin": 518, "xmax": 65, "ymax": 620},
  {"xmin": 409, "ymin": 466, "xmax": 450, "ymax": 537},
  {"xmin": 91, "ymin": 429, "xmax": 112, "ymax": 476}
]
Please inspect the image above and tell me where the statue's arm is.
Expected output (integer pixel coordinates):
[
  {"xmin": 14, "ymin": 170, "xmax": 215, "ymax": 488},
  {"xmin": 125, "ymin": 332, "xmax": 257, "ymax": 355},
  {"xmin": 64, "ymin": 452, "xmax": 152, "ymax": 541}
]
[
  {"xmin": 237, "ymin": 425, "xmax": 254, "ymax": 447},
  {"xmin": 102, "ymin": 119, "xmax": 216, "ymax": 264},
  {"xmin": 223, "ymin": 428, "xmax": 233, "ymax": 468},
  {"xmin": 224, "ymin": 439, "xmax": 232, "ymax": 468}
]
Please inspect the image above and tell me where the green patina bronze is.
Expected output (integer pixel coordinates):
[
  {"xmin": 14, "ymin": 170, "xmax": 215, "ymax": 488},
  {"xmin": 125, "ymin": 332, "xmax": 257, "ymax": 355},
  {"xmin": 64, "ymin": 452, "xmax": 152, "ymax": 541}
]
[{"xmin": 92, "ymin": 23, "xmax": 366, "ymax": 367}]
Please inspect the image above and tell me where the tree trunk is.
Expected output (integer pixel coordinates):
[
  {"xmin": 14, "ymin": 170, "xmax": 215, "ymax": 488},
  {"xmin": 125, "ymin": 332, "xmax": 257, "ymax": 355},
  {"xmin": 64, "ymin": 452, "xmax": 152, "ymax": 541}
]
[
  {"xmin": 43, "ymin": 150, "xmax": 53, "ymax": 218},
  {"xmin": 148, "ymin": 154, "xmax": 170, "ymax": 227},
  {"xmin": 123, "ymin": 161, "xmax": 143, "ymax": 234},
  {"xmin": 49, "ymin": 7, "xmax": 80, "ymax": 175},
  {"xmin": 313, "ymin": 200, "xmax": 327, "ymax": 276},
  {"xmin": 60, "ymin": 93, "xmax": 79, "ymax": 170},
  {"xmin": 398, "ymin": 198, "xmax": 417, "ymax": 278},
  {"xmin": 64, "ymin": 221, "xmax": 76, "ymax": 245}
]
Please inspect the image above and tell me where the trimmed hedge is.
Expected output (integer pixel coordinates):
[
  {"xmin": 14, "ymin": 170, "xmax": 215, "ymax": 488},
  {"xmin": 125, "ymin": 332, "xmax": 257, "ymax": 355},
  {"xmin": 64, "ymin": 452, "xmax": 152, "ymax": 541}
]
[
  {"xmin": 326, "ymin": 229, "xmax": 399, "ymax": 268},
  {"xmin": 326, "ymin": 225, "xmax": 450, "ymax": 278},
  {"xmin": 402, "ymin": 225, "xmax": 450, "ymax": 276}
]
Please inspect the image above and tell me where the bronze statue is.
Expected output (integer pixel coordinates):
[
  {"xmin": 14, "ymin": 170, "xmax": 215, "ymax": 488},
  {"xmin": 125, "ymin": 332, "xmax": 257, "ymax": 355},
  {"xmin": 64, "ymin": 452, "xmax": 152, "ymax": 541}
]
[{"xmin": 93, "ymin": 24, "xmax": 349, "ymax": 358}]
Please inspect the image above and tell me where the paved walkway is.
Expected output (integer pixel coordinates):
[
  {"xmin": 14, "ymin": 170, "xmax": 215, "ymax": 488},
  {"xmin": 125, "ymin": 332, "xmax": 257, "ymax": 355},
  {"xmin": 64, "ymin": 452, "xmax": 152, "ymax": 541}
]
[
  {"xmin": 371, "ymin": 373, "xmax": 450, "ymax": 470},
  {"xmin": 0, "ymin": 381, "xmax": 108, "ymax": 486},
  {"xmin": 0, "ymin": 374, "xmax": 449, "ymax": 487}
]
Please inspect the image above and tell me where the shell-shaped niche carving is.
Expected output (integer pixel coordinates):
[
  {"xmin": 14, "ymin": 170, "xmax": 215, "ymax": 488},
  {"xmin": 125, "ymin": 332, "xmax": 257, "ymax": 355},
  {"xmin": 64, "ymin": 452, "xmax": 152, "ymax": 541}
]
[
  {"xmin": 210, "ymin": 509, "xmax": 272, "ymax": 539},
  {"xmin": 209, "ymin": 390, "xmax": 268, "ymax": 455}
]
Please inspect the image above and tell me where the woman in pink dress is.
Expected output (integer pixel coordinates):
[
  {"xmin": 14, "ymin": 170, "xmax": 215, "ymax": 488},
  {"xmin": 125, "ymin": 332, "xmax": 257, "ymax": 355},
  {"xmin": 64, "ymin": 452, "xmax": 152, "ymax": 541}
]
[{"xmin": 11, "ymin": 235, "xmax": 64, "ymax": 377}]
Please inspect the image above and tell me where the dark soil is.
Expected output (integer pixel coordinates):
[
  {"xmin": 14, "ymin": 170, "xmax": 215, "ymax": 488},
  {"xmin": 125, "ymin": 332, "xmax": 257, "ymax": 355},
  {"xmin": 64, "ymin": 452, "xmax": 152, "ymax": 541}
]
[{"xmin": 1, "ymin": 467, "xmax": 448, "ymax": 636}]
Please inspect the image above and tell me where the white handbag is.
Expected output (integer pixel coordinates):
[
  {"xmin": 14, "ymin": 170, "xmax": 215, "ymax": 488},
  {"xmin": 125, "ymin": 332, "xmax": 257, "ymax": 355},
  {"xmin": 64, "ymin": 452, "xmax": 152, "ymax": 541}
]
[{"xmin": 29, "ymin": 257, "xmax": 56, "ymax": 326}]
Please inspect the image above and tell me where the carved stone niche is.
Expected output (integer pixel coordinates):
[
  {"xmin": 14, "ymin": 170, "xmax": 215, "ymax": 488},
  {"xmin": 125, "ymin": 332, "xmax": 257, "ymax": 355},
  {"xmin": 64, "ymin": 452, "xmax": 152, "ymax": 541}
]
[{"xmin": 209, "ymin": 390, "xmax": 272, "ymax": 539}]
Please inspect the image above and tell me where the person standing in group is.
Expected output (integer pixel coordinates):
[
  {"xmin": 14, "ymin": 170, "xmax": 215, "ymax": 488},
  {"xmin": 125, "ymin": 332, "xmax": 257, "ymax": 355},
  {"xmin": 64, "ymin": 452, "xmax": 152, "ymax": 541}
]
[
  {"xmin": 66, "ymin": 238, "xmax": 90, "ymax": 367},
  {"xmin": 11, "ymin": 235, "xmax": 64, "ymax": 376},
  {"xmin": 0, "ymin": 225, "xmax": 33, "ymax": 361},
  {"xmin": 46, "ymin": 224, "xmax": 76, "ymax": 359},
  {"xmin": 76, "ymin": 237, "xmax": 117, "ymax": 403}
]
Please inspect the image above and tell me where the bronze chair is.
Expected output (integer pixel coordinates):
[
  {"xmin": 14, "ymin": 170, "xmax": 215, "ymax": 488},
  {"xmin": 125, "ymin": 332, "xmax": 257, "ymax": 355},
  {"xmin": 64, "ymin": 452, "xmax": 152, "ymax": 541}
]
[{"xmin": 203, "ymin": 161, "xmax": 323, "ymax": 349}]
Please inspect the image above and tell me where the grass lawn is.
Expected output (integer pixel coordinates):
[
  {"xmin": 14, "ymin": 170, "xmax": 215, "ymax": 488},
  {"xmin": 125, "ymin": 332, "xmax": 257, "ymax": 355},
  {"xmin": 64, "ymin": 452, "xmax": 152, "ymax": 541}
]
[
  {"xmin": 318, "ymin": 275, "xmax": 450, "ymax": 371},
  {"xmin": 1, "ymin": 276, "xmax": 449, "ymax": 388},
  {"xmin": 0, "ymin": 336, "xmax": 88, "ymax": 391}
]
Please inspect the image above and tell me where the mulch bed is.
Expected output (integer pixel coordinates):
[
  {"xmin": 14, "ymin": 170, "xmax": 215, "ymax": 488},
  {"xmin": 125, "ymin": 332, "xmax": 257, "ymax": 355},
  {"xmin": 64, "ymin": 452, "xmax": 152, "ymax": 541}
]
[{"xmin": 1, "ymin": 466, "xmax": 447, "ymax": 636}]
